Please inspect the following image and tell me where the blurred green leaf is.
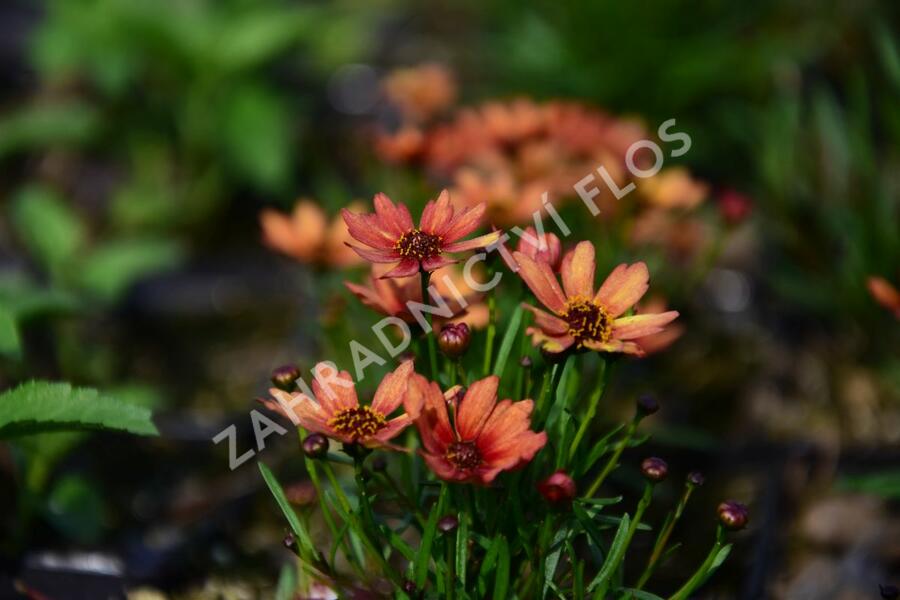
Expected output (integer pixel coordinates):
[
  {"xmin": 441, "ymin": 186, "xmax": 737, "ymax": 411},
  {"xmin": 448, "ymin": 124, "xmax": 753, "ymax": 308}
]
[
  {"xmin": 0, "ymin": 381, "xmax": 158, "ymax": 438},
  {"xmin": 0, "ymin": 102, "xmax": 100, "ymax": 157},
  {"xmin": 275, "ymin": 562, "xmax": 298, "ymax": 600},
  {"xmin": 838, "ymin": 470, "xmax": 900, "ymax": 499},
  {"xmin": 214, "ymin": 10, "xmax": 308, "ymax": 72},
  {"xmin": 0, "ymin": 308, "xmax": 21, "ymax": 359},
  {"xmin": 78, "ymin": 237, "xmax": 183, "ymax": 302},
  {"xmin": 12, "ymin": 185, "xmax": 86, "ymax": 275},
  {"xmin": 45, "ymin": 474, "xmax": 106, "ymax": 544},
  {"xmin": 218, "ymin": 85, "xmax": 292, "ymax": 191}
]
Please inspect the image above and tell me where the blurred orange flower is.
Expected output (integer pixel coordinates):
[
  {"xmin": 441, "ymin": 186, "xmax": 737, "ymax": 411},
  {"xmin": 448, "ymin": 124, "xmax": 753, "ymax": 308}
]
[
  {"xmin": 262, "ymin": 361, "xmax": 416, "ymax": 448},
  {"xmin": 515, "ymin": 241, "xmax": 679, "ymax": 355},
  {"xmin": 405, "ymin": 374, "xmax": 546, "ymax": 485},
  {"xmin": 382, "ymin": 63, "xmax": 456, "ymax": 122},
  {"xmin": 634, "ymin": 296, "xmax": 685, "ymax": 355},
  {"xmin": 261, "ymin": 199, "xmax": 363, "ymax": 267},
  {"xmin": 867, "ymin": 276, "xmax": 900, "ymax": 319},
  {"xmin": 341, "ymin": 191, "xmax": 501, "ymax": 278},
  {"xmin": 638, "ymin": 167, "xmax": 708, "ymax": 210}
]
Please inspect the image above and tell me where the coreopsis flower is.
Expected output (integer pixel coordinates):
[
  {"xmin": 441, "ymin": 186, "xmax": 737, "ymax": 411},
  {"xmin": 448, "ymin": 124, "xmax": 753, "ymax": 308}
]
[
  {"xmin": 867, "ymin": 276, "xmax": 900, "ymax": 319},
  {"xmin": 262, "ymin": 361, "xmax": 415, "ymax": 448},
  {"xmin": 405, "ymin": 374, "xmax": 547, "ymax": 485},
  {"xmin": 341, "ymin": 191, "xmax": 501, "ymax": 278},
  {"xmin": 261, "ymin": 199, "xmax": 362, "ymax": 267},
  {"xmin": 515, "ymin": 241, "xmax": 679, "ymax": 355},
  {"xmin": 344, "ymin": 264, "xmax": 488, "ymax": 330}
]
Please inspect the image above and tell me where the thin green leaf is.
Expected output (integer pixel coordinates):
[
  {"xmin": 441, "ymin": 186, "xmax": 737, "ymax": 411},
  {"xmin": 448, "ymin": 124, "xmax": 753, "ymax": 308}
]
[
  {"xmin": 493, "ymin": 535, "xmax": 510, "ymax": 600},
  {"xmin": 492, "ymin": 305, "xmax": 524, "ymax": 378},
  {"xmin": 258, "ymin": 462, "xmax": 316, "ymax": 556},
  {"xmin": 477, "ymin": 534, "xmax": 502, "ymax": 597},
  {"xmin": 543, "ymin": 527, "xmax": 568, "ymax": 598},
  {"xmin": 415, "ymin": 487, "xmax": 444, "ymax": 588},
  {"xmin": 456, "ymin": 514, "xmax": 470, "ymax": 587},
  {"xmin": 587, "ymin": 514, "xmax": 630, "ymax": 592},
  {"xmin": 275, "ymin": 562, "xmax": 298, "ymax": 600},
  {"xmin": 0, "ymin": 381, "xmax": 158, "ymax": 438},
  {"xmin": 617, "ymin": 589, "xmax": 665, "ymax": 600}
]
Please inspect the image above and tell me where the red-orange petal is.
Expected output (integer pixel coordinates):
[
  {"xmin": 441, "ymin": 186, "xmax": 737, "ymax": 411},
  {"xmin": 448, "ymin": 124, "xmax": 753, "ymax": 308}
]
[
  {"xmin": 560, "ymin": 241, "xmax": 596, "ymax": 298},
  {"xmin": 442, "ymin": 230, "xmax": 502, "ymax": 253},
  {"xmin": 521, "ymin": 303, "xmax": 569, "ymax": 335},
  {"xmin": 341, "ymin": 209, "xmax": 396, "ymax": 249},
  {"xmin": 371, "ymin": 360, "xmax": 415, "ymax": 415},
  {"xmin": 420, "ymin": 189, "xmax": 454, "ymax": 234},
  {"xmin": 455, "ymin": 375, "xmax": 499, "ymax": 440},
  {"xmin": 381, "ymin": 258, "xmax": 421, "ymax": 278},
  {"xmin": 440, "ymin": 203, "xmax": 487, "ymax": 242},
  {"xmin": 513, "ymin": 251, "xmax": 567, "ymax": 313},
  {"xmin": 594, "ymin": 262, "xmax": 650, "ymax": 318},
  {"xmin": 612, "ymin": 311, "xmax": 679, "ymax": 340}
]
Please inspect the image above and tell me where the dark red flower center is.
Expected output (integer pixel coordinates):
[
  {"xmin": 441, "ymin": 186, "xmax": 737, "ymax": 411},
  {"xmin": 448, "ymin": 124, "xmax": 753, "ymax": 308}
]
[
  {"xmin": 328, "ymin": 406, "xmax": 387, "ymax": 440},
  {"xmin": 446, "ymin": 440, "xmax": 482, "ymax": 470},
  {"xmin": 560, "ymin": 296, "xmax": 612, "ymax": 345},
  {"xmin": 396, "ymin": 228, "xmax": 443, "ymax": 260}
]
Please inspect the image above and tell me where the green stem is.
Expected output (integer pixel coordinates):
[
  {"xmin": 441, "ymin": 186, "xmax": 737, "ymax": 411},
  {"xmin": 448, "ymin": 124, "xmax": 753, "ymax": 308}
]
[
  {"xmin": 635, "ymin": 482, "xmax": 696, "ymax": 590},
  {"xmin": 668, "ymin": 526, "xmax": 726, "ymax": 600},
  {"xmin": 445, "ymin": 526, "xmax": 456, "ymax": 600},
  {"xmin": 585, "ymin": 417, "xmax": 638, "ymax": 497},
  {"xmin": 482, "ymin": 277, "xmax": 497, "ymax": 375},
  {"xmin": 421, "ymin": 271, "xmax": 439, "ymax": 379},
  {"xmin": 567, "ymin": 360, "xmax": 608, "ymax": 464},
  {"xmin": 377, "ymin": 471, "xmax": 427, "ymax": 528}
]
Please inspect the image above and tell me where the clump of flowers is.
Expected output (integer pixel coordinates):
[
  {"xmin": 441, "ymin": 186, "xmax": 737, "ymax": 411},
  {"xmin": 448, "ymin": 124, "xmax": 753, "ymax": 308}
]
[{"xmin": 256, "ymin": 190, "xmax": 747, "ymax": 598}]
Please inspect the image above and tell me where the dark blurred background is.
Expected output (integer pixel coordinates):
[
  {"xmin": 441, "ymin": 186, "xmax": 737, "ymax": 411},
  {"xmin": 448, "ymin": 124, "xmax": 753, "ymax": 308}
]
[{"xmin": 0, "ymin": 1, "xmax": 898, "ymax": 598}]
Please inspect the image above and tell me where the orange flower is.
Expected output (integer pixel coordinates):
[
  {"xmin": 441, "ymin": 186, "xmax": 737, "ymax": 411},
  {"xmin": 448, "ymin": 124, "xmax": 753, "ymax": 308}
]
[
  {"xmin": 634, "ymin": 296, "xmax": 685, "ymax": 355},
  {"xmin": 638, "ymin": 167, "xmax": 708, "ymax": 210},
  {"xmin": 867, "ymin": 276, "xmax": 900, "ymax": 319},
  {"xmin": 344, "ymin": 264, "xmax": 488, "ymax": 330},
  {"xmin": 263, "ymin": 361, "xmax": 416, "ymax": 448},
  {"xmin": 261, "ymin": 199, "xmax": 362, "ymax": 267},
  {"xmin": 405, "ymin": 374, "xmax": 546, "ymax": 485},
  {"xmin": 515, "ymin": 241, "xmax": 679, "ymax": 355},
  {"xmin": 341, "ymin": 191, "xmax": 501, "ymax": 278}
]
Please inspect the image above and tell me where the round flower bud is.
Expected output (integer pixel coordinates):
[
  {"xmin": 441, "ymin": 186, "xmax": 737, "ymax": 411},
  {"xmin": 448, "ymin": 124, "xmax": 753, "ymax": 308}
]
[
  {"xmin": 537, "ymin": 470, "xmax": 577, "ymax": 505},
  {"xmin": 437, "ymin": 515, "xmax": 459, "ymax": 534},
  {"xmin": 636, "ymin": 393, "xmax": 659, "ymax": 417},
  {"xmin": 302, "ymin": 433, "xmax": 328, "ymax": 459},
  {"xmin": 438, "ymin": 323, "xmax": 471, "ymax": 358},
  {"xmin": 271, "ymin": 364, "xmax": 301, "ymax": 391},
  {"xmin": 687, "ymin": 471, "xmax": 705, "ymax": 487},
  {"xmin": 717, "ymin": 500, "xmax": 749, "ymax": 531},
  {"xmin": 641, "ymin": 457, "xmax": 669, "ymax": 483},
  {"xmin": 519, "ymin": 356, "xmax": 533, "ymax": 368},
  {"xmin": 402, "ymin": 580, "xmax": 418, "ymax": 595}
]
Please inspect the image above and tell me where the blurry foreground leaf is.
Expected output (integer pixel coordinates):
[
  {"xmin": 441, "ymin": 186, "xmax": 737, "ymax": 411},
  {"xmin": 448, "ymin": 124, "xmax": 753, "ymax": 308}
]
[
  {"xmin": 78, "ymin": 238, "xmax": 183, "ymax": 302},
  {"xmin": 12, "ymin": 186, "xmax": 86, "ymax": 276},
  {"xmin": 838, "ymin": 470, "xmax": 900, "ymax": 499}
]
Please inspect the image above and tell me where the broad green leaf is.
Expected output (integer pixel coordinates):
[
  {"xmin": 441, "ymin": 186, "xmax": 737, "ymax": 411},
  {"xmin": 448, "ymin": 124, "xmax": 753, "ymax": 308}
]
[
  {"xmin": 0, "ymin": 381, "xmax": 158, "ymax": 438},
  {"xmin": 78, "ymin": 237, "xmax": 183, "ymax": 302},
  {"xmin": 12, "ymin": 185, "xmax": 86, "ymax": 275},
  {"xmin": 258, "ymin": 462, "xmax": 316, "ymax": 556},
  {"xmin": 492, "ymin": 304, "xmax": 524, "ymax": 378}
]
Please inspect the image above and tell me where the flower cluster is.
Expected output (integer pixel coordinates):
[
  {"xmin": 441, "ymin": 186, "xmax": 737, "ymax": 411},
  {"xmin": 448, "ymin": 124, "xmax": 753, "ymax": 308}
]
[{"xmin": 259, "ymin": 192, "xmax": 745, "ymax": 598}]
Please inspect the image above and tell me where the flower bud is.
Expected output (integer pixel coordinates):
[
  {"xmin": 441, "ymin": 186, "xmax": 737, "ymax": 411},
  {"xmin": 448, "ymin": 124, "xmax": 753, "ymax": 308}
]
[
  {"xmin": 687, "ymin": 471, "xmax": 705, "ymax": 487},
  {"xmin": 519, "ymin": 356, "xmax": 533, "ymax": 368},
  {"xmin": 283, "ymin": 532, "xmax": 296, "ymax": 550},
  {"xmin": 636, "ymin": 393, "xmax": 659, "ymax": 417},
  {"xmin": 302, "ymin": 433, "xmax": 328, "ymax": 459},
  {"xmin": 717, "ymin": 500, "xmax": 749, "ymax": 531},
  {"xmin": 641, "ymin": 457, "xmax": 668, "ymax": 483},
  {"xmin": 438, "ymin": 323, "xmax": 471, "ymax": 358},
  {"xmin": 718, "ymin": 189, "xmax": 752, "ymax": 225},
  {"xmin": 271, "ymin": 364, "xmax": 301, "ymax": 391},
  {"xmin": 537, "ymin": 470, "xmax": 577, "ymax": 505},
  {"xmin": 437, "ymin": 515, "xmax": 459, "ymax": 534}
]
